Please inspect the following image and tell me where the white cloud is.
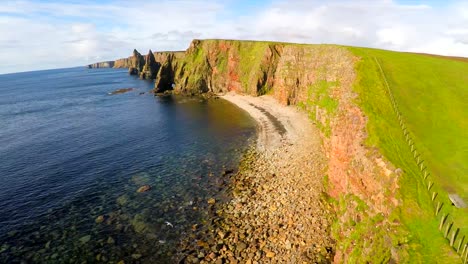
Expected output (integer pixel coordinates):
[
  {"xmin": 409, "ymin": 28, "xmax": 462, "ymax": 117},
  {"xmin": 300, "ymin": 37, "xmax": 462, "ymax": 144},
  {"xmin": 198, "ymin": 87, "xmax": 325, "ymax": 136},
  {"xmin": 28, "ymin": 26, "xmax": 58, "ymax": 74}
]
[{"xmin": 0, "ymin": 0, "xmax": 467, "ymax": 74}]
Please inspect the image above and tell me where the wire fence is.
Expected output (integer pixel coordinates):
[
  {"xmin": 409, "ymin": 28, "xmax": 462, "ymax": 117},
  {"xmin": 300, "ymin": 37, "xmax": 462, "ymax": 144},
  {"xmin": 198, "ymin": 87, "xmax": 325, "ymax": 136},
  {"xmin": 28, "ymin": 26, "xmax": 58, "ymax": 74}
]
[{"xmin": 374, "ymin": 57, "xmax": 467, "ymax": 263}]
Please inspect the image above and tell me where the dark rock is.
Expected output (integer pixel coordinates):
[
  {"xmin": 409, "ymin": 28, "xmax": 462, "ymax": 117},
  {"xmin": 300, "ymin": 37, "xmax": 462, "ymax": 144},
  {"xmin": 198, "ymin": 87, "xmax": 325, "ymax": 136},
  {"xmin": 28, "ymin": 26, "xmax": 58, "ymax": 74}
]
[
  {"xmin": 79, "ymin": 235, "xmax": 91, "ymax": 244},
  {"xmin": 109, "ymin": 88, "xmax": 134, "ymax": 95},
  {"xmin": 223, "ymin": 169, "xmax": 234, "ymax": 176},
  {"xmin": 154, "ymin": 57, "xmax": 175, "ymax": 93}
]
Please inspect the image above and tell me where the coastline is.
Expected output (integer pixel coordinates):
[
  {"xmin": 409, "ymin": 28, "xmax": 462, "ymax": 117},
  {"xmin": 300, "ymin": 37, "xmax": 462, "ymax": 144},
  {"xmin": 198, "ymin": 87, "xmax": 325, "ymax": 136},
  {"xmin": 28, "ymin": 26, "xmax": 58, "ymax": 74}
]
[{"xmin": 179, "ymin": 93, "xmax": 335, "ymax": 263}]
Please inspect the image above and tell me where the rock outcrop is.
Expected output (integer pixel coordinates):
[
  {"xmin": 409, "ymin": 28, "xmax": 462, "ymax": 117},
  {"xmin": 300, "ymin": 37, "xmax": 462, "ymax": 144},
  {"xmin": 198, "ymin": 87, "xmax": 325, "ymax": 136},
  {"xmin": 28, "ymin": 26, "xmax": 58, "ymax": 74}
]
[
  {"xmin": 128, "ymin": 49, "xmax": 145, "ymax": 75},
  {"xmin": 139, "ymin": 50, "xmax": 159, "ymax": 79},
  {"xmin": 87, "ymin": 61, "xmax": 114, "ymax": 68}
]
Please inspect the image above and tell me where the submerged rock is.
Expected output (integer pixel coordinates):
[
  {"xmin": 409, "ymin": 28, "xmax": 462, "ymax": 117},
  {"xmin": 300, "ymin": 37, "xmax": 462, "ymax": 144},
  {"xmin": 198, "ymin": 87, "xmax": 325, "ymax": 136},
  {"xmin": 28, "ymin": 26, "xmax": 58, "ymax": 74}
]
[
  {"xmin": 131, "ymin": 254, "xmax": 142, "ymax": 259},
  {"xmin": 95, "ymin": 215, "xmax": 105, "ymax": 224},
  {"xmin": 137, "ymin": 185, "xmax": 152, "ymax": 193},
  {"xmin": 131, "ymin": 172, "xmax": 151, "ymax": 186},
  {"xmin": 108, "ymin": 88, "xmax": 134, "ymax": 95},
  {"xmin": 0, "ymin": 244, "xmax": 10, "ymax": 253},
  {"xmin": 107, "ymin": 237, "xmax": 115, "ymax": 245},
  {"xmin": 79, "ymin": 235, "xmax": 91, "ymax": 244},
  {"xmin": 116, "ymin": 195, "xmax": 129, "ymax": 206},
  {"xmin": 131, "ymin": 214, "xmax": 152, "ymax": 234}
]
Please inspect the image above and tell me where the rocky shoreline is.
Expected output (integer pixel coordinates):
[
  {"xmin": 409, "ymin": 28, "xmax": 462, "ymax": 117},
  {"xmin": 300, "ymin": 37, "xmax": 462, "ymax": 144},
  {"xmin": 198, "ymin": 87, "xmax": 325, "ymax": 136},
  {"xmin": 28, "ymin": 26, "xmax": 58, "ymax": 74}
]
[{"xmin": 177, "ymin": 94, "xmax": 334, "ymax": 263}]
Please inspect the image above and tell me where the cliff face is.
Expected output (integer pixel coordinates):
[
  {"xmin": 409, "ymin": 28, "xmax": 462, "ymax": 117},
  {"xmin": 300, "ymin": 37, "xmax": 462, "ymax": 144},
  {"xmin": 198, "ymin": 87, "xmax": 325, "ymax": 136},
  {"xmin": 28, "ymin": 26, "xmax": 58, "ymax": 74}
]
[
  {"xmin": 114, "ymin": 57, "xmax": 132, "ymax": 68},
  {"xmin": 87, "ymin": 61, "xmax": 114, "ymax": 68},
  {"xmin": 140, "ymin": 40, "xmax": 349, "ymax": 101},
  {"xmin": 155, "ymin": 40, "xmax": 282, "ymax": 95}
]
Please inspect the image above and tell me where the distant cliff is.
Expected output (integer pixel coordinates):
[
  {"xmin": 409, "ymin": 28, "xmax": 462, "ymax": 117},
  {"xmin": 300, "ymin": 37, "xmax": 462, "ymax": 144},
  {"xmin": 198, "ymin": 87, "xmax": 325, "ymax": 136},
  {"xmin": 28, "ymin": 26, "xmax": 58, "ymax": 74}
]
[
  {"xmin": 113, "ymin": 50, "xmax": 185, "ymax": 81},
  {"xmin": 87, "ymin": 61, "xmax": 114, "ymax": 68}
]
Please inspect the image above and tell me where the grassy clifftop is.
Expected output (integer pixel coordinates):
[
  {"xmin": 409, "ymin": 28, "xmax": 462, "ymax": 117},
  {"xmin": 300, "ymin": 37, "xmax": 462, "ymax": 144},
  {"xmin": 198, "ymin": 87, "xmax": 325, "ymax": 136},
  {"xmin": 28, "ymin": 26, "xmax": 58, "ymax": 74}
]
[{"xmin": 345, "ymin": 47, "xmax": 467, "ymax": 262}]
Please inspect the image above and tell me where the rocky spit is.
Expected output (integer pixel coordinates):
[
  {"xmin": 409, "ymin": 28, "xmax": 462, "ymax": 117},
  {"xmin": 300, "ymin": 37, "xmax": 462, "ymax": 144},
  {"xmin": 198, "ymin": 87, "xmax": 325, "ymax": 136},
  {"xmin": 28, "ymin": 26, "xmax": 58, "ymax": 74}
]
[{"xmin": 177, "ymin": 94, "xmax": 335, "ymax": 263}]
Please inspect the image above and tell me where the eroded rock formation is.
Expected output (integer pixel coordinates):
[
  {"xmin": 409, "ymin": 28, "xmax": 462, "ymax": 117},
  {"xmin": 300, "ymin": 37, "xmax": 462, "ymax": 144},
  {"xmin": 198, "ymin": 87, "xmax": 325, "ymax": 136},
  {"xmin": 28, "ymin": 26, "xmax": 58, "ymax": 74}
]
[
  {"xmin": 128, "ymin": 49, "xmax": 145, "ymax": 75},
  {"xmin": 139, "ymin": 50, "xmax": 159, "ymax": 79}
]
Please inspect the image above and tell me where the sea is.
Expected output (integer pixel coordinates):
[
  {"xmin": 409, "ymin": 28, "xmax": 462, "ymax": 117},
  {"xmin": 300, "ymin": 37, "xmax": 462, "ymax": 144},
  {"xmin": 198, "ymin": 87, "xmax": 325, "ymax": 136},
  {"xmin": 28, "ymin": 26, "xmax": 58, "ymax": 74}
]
[{"xmin": 0, "ymin": 67, "xmax": 256, "ymax": 263}]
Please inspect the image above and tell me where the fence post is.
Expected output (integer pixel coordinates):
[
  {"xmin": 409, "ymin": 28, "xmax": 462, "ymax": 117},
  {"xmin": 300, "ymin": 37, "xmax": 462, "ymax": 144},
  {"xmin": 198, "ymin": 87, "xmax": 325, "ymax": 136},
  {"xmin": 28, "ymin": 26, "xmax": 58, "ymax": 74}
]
[
  {"xmin": 451, "ymin": 228, "xmax": 459, "ymax": 247},
  {"xmin": 424, "ymin": 172, "xmax": 430, "ymax": 180},
  {"xmin": 439, "ymin": 214, "xmax": 448, "ymax": 230},
  {"xmin": 420, "ymin": 164, "xmax": 425, "ymax": 171},
  {"xmin": 444, "ymin": 222, "xmax": 453, "ymax": 238},
  {"xmin": 435, "ymin": 201, "xmax": 443, "ymax": 216},
  {"xmin": 432, "ymin": 192, "xmax": 438, "ymax": 202},
  {"xmin": 458, "ymin": 236, "xmax": 465, "ymax": 253},
  {"xmin": 427, "ymin": 181, "xmax": 434, "ymax": 191},
  {"xmin": 464, "ymin": 245, "xmax": 468, "ymax": 264}
]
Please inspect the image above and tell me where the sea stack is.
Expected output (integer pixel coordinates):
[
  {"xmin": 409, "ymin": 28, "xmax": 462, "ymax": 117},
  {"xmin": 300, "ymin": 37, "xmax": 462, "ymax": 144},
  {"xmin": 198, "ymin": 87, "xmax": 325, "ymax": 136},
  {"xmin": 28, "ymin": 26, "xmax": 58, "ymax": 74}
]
[
  {"xmin": 140, "ymin": 50, "xmax": 159, "ymax": 80},
  {"xmin": 128, "ymin": 49, "xmax": 144, "ymax": 75}
]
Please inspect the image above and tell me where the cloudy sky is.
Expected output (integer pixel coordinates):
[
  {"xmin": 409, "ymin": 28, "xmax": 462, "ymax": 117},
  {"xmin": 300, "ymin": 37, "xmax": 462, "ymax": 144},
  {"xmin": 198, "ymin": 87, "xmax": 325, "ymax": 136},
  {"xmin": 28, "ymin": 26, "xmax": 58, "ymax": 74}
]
[{"xmin": 0, "ymin": 0, "xmax": 467, "ymax": 74}]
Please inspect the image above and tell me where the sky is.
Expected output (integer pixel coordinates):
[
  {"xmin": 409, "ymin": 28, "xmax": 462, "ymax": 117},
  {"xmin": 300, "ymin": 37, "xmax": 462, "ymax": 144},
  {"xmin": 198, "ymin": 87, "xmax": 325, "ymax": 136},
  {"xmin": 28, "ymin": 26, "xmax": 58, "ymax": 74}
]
[{"xmin": 0, "ymin": 0, "xmax": 467, "ymax": 74}]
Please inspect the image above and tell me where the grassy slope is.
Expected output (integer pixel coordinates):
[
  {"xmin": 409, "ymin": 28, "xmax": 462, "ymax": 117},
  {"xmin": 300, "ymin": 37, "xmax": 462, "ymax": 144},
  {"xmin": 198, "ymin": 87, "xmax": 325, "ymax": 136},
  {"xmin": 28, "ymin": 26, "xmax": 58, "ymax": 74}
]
[{"xmin": 347, "ymin": 47, "xmax": 467, "ymax": 262}]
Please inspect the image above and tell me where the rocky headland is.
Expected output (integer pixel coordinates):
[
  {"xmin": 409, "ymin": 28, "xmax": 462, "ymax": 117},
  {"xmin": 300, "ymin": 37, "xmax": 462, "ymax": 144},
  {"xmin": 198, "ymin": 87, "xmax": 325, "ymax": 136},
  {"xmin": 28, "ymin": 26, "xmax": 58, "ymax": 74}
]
[
  {"xmin": 87, "ymin": 61, "xmax": 115, "ymax": 68},
  {"xmin": 91, "ymin": 39, "xmax": 404, "ymax": 262}
]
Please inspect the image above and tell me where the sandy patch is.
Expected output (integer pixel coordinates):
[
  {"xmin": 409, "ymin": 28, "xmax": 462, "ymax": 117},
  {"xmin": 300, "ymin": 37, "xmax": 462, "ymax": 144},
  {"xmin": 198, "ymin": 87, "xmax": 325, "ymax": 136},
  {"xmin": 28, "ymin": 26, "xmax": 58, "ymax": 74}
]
[{"xmin": 221, "ymin": 92, "xmax": 314, "ymax": 150}]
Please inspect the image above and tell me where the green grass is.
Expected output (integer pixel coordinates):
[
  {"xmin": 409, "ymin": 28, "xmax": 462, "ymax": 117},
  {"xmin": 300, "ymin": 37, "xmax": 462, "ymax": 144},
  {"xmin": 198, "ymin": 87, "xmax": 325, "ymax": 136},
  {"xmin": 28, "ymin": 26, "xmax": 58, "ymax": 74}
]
[
  {"xmin": 297, "ymin": 80, "xmax": 339, "ymax": 137},
  {"xmin": 372, "ymin": 50, "xmax": 467, "ymax": 196},
  {"xmin": 237, "ymin": 42, "xmax": 269, "ymax": 93},
  {"xmin": 332, "ymin": 194, "xmax": 394, "ymax": 263},
  {"xmin": 346, "ymin": 47, "xmax": 467, "ymax": 262}
]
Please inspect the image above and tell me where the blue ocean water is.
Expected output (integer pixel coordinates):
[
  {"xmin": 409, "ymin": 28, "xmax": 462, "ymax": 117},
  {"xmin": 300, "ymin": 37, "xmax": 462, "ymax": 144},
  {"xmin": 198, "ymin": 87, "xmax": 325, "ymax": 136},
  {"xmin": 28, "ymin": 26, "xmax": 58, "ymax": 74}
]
[{"xmin": 0, "ymin": 67, "xmax": 255, "ymax": 263}]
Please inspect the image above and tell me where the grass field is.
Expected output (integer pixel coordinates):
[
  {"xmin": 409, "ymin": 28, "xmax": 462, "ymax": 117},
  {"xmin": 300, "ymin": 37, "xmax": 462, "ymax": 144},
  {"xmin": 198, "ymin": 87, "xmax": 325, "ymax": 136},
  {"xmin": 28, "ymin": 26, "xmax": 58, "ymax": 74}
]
[{"xmin": 347, "ymin": 47, "xmax": 467, "ymax": 262}]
